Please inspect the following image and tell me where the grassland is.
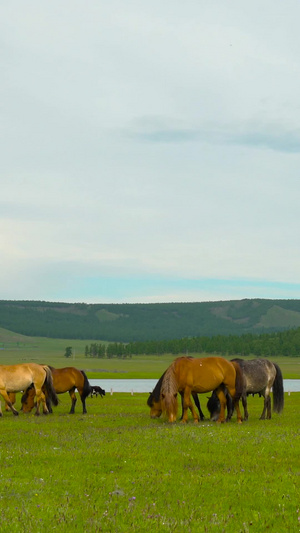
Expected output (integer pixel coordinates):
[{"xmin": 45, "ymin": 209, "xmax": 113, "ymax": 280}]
[
  {"xmin": 0, "ymin": 329, "xmax": 300, "ymax": 379},
  {"xmin": 0, "ymin": 330, "xmax": 299, "ymax": 531},
  {"xmin": 0, "ymin": 392, "xmax": 299, "ymax": 532}
]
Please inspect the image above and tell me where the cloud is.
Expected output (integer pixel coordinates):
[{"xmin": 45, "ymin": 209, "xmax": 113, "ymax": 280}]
[
  {"xmin": 127, "ymin": 115, "xmax": 300, "ymax": 153},
  {"xmin": 1, "ymin": 1, "xmax": 300, "ymax": 303}
]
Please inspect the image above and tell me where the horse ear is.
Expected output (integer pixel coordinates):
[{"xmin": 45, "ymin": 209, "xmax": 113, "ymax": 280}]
[
  {"xmin": 174, "ymin": 393, "xmax": 177, "ymax": 398},
  {"xmin": 161, "ymin": 393, "xmax": 165, "ymax": 399}
]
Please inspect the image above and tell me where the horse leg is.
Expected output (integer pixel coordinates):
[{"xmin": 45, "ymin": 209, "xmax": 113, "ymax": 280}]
[
  {"xmin": 242, "ymin": 394, "xmax": 248, "ymax": 421},
  {"xmin": 182, "ymin": 388, "xmax": 199, "ymax": 423},
  {"xmin": 266, "ymin": 393, "xmax": 272, "ymax": 419},
  {"xmin": 5, "ymin": 392, "xmax": 15, "ymax": 412},
  {"xmin": 80, "ymin": 395, "xmax": 87, "ymax": 414},
  {"xmin": 225, "ymin": 385, "xmax": 242, "ymax": 424},
  {"xmin": 179, "ymin": 392, "xmax": 185, "ymax": 420},
  {"xmin": 215, "ymin": 387, "xmax": 227, "ymax": 423},
  {"xmin": 260, "ymin": 391, "xmax": 270, "ymax": 420},
  {"xmin": 180, "ymin": 392, "xmax": 203, "ymax": 421},
  {"xmin": 34, "ymin": 388, "xmax": 49, "ymax": 416},
  {"xmin": 0, "ymin": 390, "xmax": 19, "ymax": 416},
  {"xmin": 192, "ymin": 392, "xmax": 205, "ymax": 420},
  {"xmin": 46, "ymin": 396, "xmax": 53, "ymax": 414},
  {"xmin": 69, "ymin": 388, "xmax": 77, "ymax": 414}
]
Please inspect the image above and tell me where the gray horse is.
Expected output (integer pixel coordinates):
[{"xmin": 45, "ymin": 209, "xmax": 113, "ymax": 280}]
[{"xmin": 207, "ymin": 358, "xmax": 284, "ymax": 421}]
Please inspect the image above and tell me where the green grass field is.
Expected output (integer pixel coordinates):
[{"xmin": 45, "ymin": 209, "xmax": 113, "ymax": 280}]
[
  {"xmin": 0, "ymin": 330, "xmax": 299, "ymax": 531},
  {"xmin": 0, "ymin": 392, "xmax": 299, "ymax": 532}
]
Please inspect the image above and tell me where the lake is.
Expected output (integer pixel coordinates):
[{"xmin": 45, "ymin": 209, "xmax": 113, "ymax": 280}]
[{"xmin": 90, "ymin": 378, "xmax": 300, "ymax": 393}]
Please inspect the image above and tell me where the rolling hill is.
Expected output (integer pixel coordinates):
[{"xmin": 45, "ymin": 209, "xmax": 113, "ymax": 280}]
[{"xmin": 1, "ymin": 299, "xmax": 300, "ymax": 342}]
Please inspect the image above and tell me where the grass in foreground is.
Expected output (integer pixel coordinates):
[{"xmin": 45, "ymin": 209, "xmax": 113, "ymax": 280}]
[{"xmin": 0, "ymin": 392, "xmax": 299, "ymax": 532}]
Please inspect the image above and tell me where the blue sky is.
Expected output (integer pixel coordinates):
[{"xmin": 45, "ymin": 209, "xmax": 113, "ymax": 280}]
[{"xmin": 2, "ymin": 1, "xmax": 300, "ymax": 304}]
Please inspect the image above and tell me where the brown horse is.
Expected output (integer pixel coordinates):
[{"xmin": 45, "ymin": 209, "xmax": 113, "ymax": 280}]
[
  {"xmin": 0, "ymin": 363, "xmax": 58, "ymax": 416},
  {"xmin": 147, "ymin": 356, "xmax": 243, "ymax": 423},
  {"xmin": 21, "ymin": 366, "xmax": 93, "ymax": 414},
  {"xmin": 148, "ymin": 370, "xmax": 205, "ymax": 421}
]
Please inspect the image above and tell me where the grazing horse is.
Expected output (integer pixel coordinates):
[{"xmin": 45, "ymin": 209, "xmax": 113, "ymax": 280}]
[
  {"xmin": 206, "ymin": 358, "xmax": 284, "ymax": 421},
  {"xmin": 148, "ymin": 370, "xmax": 205, "ymax": 421},
  {"xmin": 0, "ymin": 363, "xmax": 58, "ymax": 416},
  {"xmin": 22, "ymin": 366, "xmax": 93, "ymax": 414},
  {"xmin": 147, "ymin": 356, "xmax": 243, "ymax": 423},
  {"xmin": 207, "ymin": 387, "xmax": 234, "ymax": 422},
  {"xmin": 90, "ymin": 385, "xmax": 106, "ymax": 398}
]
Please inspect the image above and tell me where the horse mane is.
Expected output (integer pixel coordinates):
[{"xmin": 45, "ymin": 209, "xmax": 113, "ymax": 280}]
[
  {"xmin": 147, "ymin": 370, "xmax": 166, "ymax": 407},
  {"xmin": 160, "ymin": 361, "xmax": 179, "ymax": 418}
]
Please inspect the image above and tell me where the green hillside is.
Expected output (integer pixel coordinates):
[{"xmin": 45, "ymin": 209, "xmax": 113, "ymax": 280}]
[{"xmin": 1, "ymin": 298, "xmax": 300, "ymax": 342}]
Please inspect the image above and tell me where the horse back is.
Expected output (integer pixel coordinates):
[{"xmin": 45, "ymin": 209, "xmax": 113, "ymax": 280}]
[
  {"xmin": 174, "ymin": 356, "xmax": 237, "ymax": 393},
  {"xmin": 50, "ymin": 367, "xmax": 82, "ymax": 393},
  {"xmin": 0, "ymin": 363, "xmax": 46, "ymax": 391}
]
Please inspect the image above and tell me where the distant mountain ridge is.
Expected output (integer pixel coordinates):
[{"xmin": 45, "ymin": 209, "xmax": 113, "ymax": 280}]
[{"xmin": 1, "ymin": 299, "xmax": 300, "ymax": 342}]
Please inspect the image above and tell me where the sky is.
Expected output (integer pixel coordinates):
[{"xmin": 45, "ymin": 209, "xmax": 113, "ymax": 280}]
[{"xmin": 2, "ymin": 1, "xmax": 300, "ymax": 304}]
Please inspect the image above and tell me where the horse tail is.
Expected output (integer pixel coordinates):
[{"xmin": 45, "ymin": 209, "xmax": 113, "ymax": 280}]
[
  {"xmin": 272, "ymin": 363, "xmax": 284, "ymax": 413},
  {"xmin": 42, "ymin": 366, "xmax": 59, "ymax": 407},
  {"xmin": 80, "ymin": 370, "xmax": 92, "ymax": 400},
  {"xmin": 230, "ymin": 361, "xmax": 244, "ymax": 401},
  {"xmin": 161, "ymin": 363, "xmax": 178, "ymax": 421}
]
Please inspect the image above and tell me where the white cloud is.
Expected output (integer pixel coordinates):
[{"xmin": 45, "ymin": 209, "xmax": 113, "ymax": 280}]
[{"xmin": 1, "ymin": 1, "xmax": 300, "ymax": 302}]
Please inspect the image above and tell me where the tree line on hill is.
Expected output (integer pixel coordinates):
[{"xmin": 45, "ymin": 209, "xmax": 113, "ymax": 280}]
[
  {"xmin": 3, "ymin": 299, "xmax": 300, "ymax": 342},
  {"xmin": 82, "ymin": 327, "xmax": 300, "ymax": 359}
]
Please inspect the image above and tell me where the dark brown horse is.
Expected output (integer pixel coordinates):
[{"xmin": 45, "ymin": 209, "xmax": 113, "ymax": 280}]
[
  {"xmin": 0, "ymin": 363, "xmax": 58, "ymax": 416},
  {"xmin": 147, "ymin": 356, "xmax": 243, "ymax": 423},
  {"xmin": 21, "ymin": 366, "xmax": 93, "ymax": 414},
  {"xmin": 207, "ymin": 358, "xmax": 284, "ymax": 421}
]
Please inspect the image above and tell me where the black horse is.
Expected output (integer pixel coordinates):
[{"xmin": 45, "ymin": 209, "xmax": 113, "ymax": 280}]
[
  {"xmin": 207, "ymin": 358, "xmax": 284, "ymax": 421},
  {"xmin": 90, "ymin": 385, "xmax": 106, "ymax": 398},
  {"xmin": 207, "ymin": 385, "xmax": 234, "ymax": 421}
]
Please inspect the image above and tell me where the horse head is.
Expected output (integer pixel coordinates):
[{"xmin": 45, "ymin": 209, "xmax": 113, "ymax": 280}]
[
  {"xmin": 147, "ymin": 392, "xmax": 162, "ymax": 418},
  {"xmin": 21, "ymin": 384, "xmax": 36, "ymax": 413},
  {"xmin": 206, "ymin": 391, "xmax": 220, "ymax": 421}
]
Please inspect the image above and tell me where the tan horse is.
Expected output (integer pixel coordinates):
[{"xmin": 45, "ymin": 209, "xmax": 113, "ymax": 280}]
[
  {"xmin": 147, "ymin": 356, "xmax": 243, "ymax": 423},
  {"xmin": 21, "ymin": 366, "xmax": 93, "ymax": 414},
  {"xmin": 0, "ymin": 363, "xmax": 58, "ymax": 416}
]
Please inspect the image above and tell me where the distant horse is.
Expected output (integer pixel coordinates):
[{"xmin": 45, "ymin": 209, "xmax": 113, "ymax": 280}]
[
  {"xmin": 148, "ymin": 370, "xmax": 205, "ymax": 421},
  {"xmin": 0, "ymin": 363, "xmax": 58, "ymax": 416},
  {"xmin": 147, "ymin": 356, "xmax": 243, "ymax": 423},
  {"xmin": 90, "ymin": 385, "xmax": 106, "ymax": 398},
  {"xmin": 22, "ymin": 366, "xmax": 93, "ymax": 414},
  {"xmin": 206, "ymin": 358, "xmax": 284, "ymax": 421}
]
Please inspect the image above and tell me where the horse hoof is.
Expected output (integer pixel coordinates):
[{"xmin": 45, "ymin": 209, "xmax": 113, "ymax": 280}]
[{"xmin": 13, "ymin": 411, "xmax": 19, "ymax": 416}]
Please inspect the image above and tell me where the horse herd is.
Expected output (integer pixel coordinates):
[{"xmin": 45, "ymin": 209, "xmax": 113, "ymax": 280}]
[
  {"xmin": 0, "ymin": 363, "xmax": 105, "ymax": 416},
  {"xmin": 0, "ymin": 356, "xmax": 285, "ymax": 423},
  {"xmin": 147, "ymin": 356, "xmax": 285, "ymax": 423}
]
